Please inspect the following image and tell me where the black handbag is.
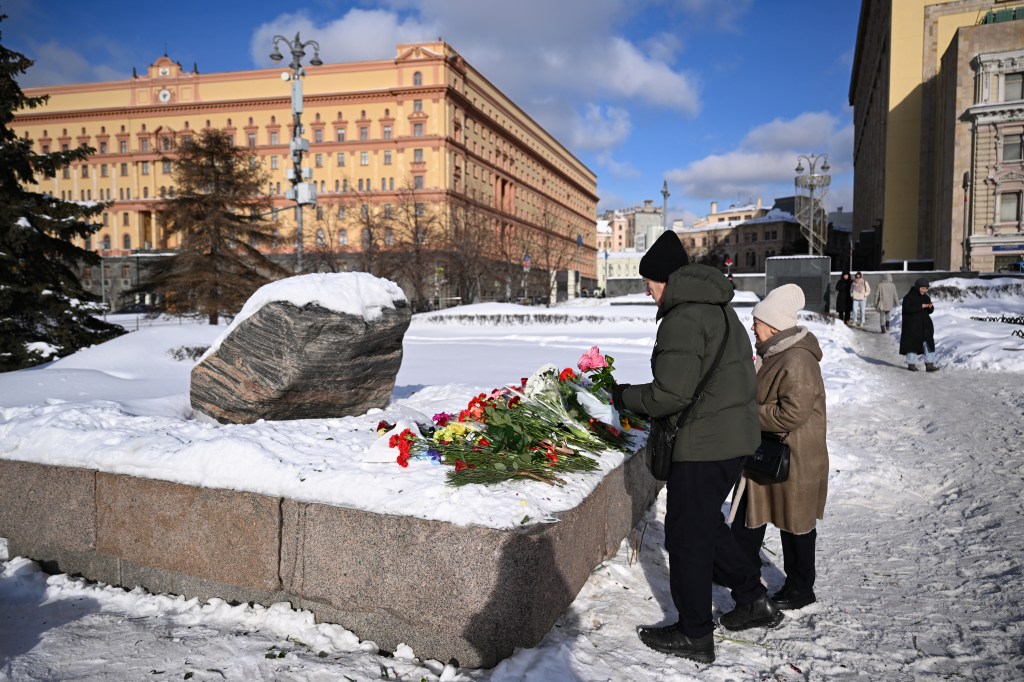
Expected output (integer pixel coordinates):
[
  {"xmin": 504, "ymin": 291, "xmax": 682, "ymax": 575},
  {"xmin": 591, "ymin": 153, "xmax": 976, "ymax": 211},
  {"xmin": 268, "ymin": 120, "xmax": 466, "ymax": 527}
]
[
  {"xmin": 744, "ymin": 432, "xmax": 791, "ymax": 484},
  {"xmin": 644, "ymin": 305, "xmax": 730, "ymax": 481}
]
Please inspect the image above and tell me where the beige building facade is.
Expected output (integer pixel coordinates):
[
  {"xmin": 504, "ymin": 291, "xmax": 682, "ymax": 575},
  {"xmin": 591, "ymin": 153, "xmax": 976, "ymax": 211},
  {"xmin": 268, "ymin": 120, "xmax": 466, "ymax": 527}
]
[
  {"xmin": 14, "ymin": 42, "xmax": 598, "ymax": 298},
  {"xmin": 849, "ymin": 0, "xmax": 1024, "ymax": 269}
]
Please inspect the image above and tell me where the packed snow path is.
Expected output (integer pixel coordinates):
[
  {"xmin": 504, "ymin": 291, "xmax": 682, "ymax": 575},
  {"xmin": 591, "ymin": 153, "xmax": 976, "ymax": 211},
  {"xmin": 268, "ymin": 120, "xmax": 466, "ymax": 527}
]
[{"xmin": 2, "ymin": 320, "xmax": 1023, "ymax": 681}]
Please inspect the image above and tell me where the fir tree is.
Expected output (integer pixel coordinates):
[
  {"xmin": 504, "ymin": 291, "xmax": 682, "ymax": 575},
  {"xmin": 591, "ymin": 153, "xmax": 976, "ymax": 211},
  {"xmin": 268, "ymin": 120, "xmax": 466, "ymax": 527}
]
[
  {"xmin": 0, "ymin": 15, "xmax": 124, "ymax": 372},
  {"xmin": 146, "ymin": 128, "xmax": 287, "ymax": 324}
]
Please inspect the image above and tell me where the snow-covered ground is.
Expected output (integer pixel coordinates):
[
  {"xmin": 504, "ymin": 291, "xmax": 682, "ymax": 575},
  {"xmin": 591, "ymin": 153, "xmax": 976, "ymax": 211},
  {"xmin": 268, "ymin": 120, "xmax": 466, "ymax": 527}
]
[{"xmin": 2, "ymin": 276, "xmax": 1023, "ymax": 680}]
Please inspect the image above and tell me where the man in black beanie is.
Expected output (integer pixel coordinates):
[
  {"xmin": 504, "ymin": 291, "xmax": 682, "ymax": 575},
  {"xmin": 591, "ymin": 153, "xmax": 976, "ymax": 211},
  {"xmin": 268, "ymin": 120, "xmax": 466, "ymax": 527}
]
[{"xmin": 612, "ymin": 230, "xmax": 779, "ymax": 663}]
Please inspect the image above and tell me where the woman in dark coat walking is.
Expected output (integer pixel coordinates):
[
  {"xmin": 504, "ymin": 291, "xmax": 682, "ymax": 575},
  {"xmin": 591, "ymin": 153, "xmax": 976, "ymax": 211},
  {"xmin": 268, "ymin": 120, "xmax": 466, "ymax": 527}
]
[
  {"xmin": 834, "ymin": 271, "xmax": 853, "ymax": 324},
  {"xmin": 899, "ymin": 278, "xmax": 938, "ymax": 371}
]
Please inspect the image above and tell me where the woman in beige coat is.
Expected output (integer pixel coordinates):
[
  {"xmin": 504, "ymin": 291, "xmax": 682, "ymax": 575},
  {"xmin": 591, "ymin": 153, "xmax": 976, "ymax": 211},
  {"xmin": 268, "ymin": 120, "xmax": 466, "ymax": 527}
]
[{"xmin": 730, "ymin": 283, "xmax": 829, "ymax": 611}]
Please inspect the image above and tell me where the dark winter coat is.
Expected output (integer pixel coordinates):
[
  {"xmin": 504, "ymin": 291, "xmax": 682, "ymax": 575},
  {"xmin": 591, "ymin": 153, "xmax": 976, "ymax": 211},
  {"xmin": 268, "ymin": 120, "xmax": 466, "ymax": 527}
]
[
  {"xmin": 744, "ymin": 327, "xmax": 829, "ymax": 534},
  {"xmin": 899, "ymin": 287, "xmax": 935, "ymax": 355},
  {"xmin": 619, "ymin": 264, "xmax": 760, "ymax": 462},
  {"xmin": 834, "ymin": 274, "xmax": 853, "ymax": 314}
]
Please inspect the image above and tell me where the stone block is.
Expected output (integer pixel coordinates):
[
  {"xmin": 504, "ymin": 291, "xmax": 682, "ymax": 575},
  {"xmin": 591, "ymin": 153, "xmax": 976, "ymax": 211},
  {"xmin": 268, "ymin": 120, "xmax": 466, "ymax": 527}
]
[
  {"xmin": 0, "ymin": 460, "xmax": 96, "ymax": 553},
  {"xmin": 95, "ymin": 473, "xmax": 281, "ymax": 590},
  {"xmin": 281, "ymin": 451, "xmax": 657, "ymax": 668},
  {"xmin": 190, "ymin": 297, "xmax": 411, "ymax": 424}
]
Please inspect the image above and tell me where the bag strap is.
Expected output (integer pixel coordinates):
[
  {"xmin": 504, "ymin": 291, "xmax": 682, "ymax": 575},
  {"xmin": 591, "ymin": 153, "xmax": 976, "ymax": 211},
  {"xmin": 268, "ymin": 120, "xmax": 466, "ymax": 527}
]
[{"xmin": 669, "ymin": 304, "xmax": 730, "ymax": 428}]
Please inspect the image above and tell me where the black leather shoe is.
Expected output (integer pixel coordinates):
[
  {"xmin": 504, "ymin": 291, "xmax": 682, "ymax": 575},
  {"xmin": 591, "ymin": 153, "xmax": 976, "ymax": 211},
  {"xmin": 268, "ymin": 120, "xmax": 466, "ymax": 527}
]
[
  {"xmin": 719, "ymin": 594, "xmax": 784, "ymax": 631},
  {"xmin": 637, "ymin": 623, "xmax": 715, "ymax": 663},
  {"xmin": 925, "ymin": 363, "xmax": 939, "ymax": 372},
  {"xmin": 771, "ymin": 587, "xmax": 816, "ymax": 610}
]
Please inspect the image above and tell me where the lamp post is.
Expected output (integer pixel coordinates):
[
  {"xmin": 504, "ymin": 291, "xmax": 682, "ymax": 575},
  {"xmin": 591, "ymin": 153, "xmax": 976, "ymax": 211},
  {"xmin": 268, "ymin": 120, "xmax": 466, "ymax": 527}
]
[
  {"xmin": 661, "ymin": 180, "xmax": 670, "ymax": 236},
  {"xmin": 794, "ymin": 153, "xmax": 831, "ymax": 256},
  {"xmin": 961, "ymin": 170, "xmax": 971, "ymax": 271},
  {"xmin": 270, "ymin": 32, "xmax": 322, "ymax": 274}
]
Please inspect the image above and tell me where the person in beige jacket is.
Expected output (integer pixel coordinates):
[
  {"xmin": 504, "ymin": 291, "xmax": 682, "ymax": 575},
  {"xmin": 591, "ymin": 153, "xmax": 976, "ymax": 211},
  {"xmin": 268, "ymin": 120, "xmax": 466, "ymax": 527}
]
[
  {"xmin": 873, "ymin": 272, "xmax": 900, "ymax": 333},
  {"xmin": 729, "ymin": 283, "xmax": 829, "ymax": 611}
]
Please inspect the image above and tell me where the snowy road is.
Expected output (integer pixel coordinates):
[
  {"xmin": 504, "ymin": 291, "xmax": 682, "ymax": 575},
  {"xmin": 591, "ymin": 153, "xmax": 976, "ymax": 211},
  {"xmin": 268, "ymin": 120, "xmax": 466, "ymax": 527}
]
[{"xmin": 797, "ymin": 327, "xmax": 1024, "ymax": 679}]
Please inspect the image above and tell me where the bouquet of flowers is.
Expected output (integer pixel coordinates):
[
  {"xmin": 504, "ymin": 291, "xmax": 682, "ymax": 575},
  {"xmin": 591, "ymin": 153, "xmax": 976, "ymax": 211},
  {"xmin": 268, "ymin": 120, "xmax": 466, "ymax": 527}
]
[{"xmin": 378, "ymin": 346, "xmax": 644, "ymax": 487}]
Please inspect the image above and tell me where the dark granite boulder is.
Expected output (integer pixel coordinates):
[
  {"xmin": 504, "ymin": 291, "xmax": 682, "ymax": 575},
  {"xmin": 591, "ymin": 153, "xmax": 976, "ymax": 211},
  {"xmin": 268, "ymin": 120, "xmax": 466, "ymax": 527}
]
[{"xmin": 190, "ymin": 279, "xmax": 410, "ymax": 424}]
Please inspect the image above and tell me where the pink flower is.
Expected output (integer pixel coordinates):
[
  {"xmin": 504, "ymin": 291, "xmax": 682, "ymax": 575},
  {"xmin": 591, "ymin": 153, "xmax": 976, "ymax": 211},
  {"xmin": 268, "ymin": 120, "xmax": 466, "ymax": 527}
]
[{"xmin": 578, "ymin": 346, "xmax": 608, "ymax": 373}]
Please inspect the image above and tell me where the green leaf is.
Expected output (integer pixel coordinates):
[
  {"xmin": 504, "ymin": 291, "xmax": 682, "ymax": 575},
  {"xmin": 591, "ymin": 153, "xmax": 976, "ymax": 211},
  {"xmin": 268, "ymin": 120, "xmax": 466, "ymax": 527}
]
[
  {"xmin": 493, "ymin": 462, "xmax": 507, "ymax": 471},
  {"xmin": 521, "ymin": 515, "xmax": 531, "ymax": 524}
]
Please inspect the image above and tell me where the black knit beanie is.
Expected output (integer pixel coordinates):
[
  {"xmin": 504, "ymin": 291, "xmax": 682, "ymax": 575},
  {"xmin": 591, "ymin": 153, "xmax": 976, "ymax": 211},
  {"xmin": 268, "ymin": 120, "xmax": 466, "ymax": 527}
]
[{"xmin": 639, "ymin": 231, "xmax": 689, "ymax": 282}]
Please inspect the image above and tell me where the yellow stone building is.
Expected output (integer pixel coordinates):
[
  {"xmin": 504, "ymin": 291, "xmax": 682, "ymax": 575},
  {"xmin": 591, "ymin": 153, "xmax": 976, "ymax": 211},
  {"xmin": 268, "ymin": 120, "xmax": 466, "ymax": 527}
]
[
  {"xmin": 13, "ymin": 41, "xmax": 598, "ymax": 303},
  {"xmin": 850, "ymin": 0, "xmax": 1024, "ymax": 270}
]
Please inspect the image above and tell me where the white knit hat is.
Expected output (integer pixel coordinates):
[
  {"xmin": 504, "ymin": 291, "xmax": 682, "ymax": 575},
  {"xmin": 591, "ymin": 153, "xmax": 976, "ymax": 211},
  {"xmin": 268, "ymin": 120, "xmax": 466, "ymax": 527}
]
[{"xmin": 752, "ymin": 283, "xmax": 805, "ymax": 331}]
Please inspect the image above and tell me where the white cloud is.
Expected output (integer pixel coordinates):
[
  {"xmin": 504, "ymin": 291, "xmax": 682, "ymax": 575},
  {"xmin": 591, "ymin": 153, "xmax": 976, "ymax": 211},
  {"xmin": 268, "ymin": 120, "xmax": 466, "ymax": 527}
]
[
  {"xmin": 595, "ymin": 151, "xmax": 643, "ymax": 180},
  {"xmin": 666, "ymin": 111, "xmax": 854, "ymax": 205},
  {"xmin": 571, "ymin": 105, "xmax": 632, "ymax": 152},
  {"xmin": 19, "ymin": 41, "xmax": 126, "ymax": 87},
  {"xmin": 250, "ymin": 9, "xmax": 439, "ymax": 65}
]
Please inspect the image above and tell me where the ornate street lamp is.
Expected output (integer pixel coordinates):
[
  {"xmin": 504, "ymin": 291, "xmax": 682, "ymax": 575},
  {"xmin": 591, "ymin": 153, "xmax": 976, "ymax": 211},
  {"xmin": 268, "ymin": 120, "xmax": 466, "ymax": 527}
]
[
  {"xmin": 794, "ymin": 153, "xmax": 831, "ymax": 256},
  {"xmin": 661, "ymin": 180, "xmax": 670, "ymax": 236},
  {"xmin": 270, "ymin": 33, "xmax": 323, "ymax": 273}
]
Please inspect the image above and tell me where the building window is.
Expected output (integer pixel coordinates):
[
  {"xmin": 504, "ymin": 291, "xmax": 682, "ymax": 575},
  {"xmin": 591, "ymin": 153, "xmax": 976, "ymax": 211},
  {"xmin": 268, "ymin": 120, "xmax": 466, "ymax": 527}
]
[
  {"xmin": 337, "ymin": 152, "xmax": 345, "ymax": 167},
  {"xmin": 389, "ymin": 177, "xmax": 394, "ymax": 191},
  {"xmin": 99, "ymin": 141, "xmax": 107, "ymax": 154},
  {"xmin": 120, "ymin": 140, "xmax": 128, "ymax": 153},
  {"xmin": 162, "ymin": 137, "xmax": 171, "ymax": 151},
  {"xmin": 358, "ymin": 179, "xmax": 364, "ymax": 192},
  {"xmin": 122, "ymin": 212, "xmax": 130, "ymax": 226},
  {"xmin": 101, "ymin": 164, "xmax": 108, "ymax": 177},
  {"xmin": 140, "ymin": 139, "xmax": 149, "ymax": 153},
  {"xmin": 383, "ymin": 125, "xmax": 392, "ymax": 140},
  {"xmin": 413, "ymin": 71, "xmax": 422, "ymax": 86},
  {"xmin": 81, "ymin": 165, "xmax": 89, "ymax": 178},
  {"xmin": 337, "ymin": 205, "xmax": 346, "ymax": 219},
  {"xmin": 247, "ymin": 133, "xmax": 257, "ymax": 147},
  {"xmin": 143, "ymin": 187, "xmax": 149, "ymax": 198},
  {"xmin": 141, "ymin": 161, "xmax": 150, "ymax": 175},
  {"xmin": 314, "ymin": 129, "xmax": 323, "ymax": 143},
  {"xmin": 336, "ymin": 128, "xmax": 345, "ymax": 142},
  {"xmin": 415, "ymin": 202, "xmax": 425, "ymax": 216},
  {"xmin": 381, "ymin": 178, "xmax": 387, "ymax": 191},
  {"xmin": 360, "ymin": 151, "xmax": 369, "ymax": 166},
  {"xmin": 338, "ymin": 229, "xmax": 348, "ymax": 246},
  {"xmin": 271, "ymin": 156, "xmax": 279, "ymax": 170},
  {"xmin": 413, "ymin": 148, "xmax": 424, "ymax": 163},
  {"xmin": 414, "ymin": 175, "xmax": 424, "ymax": 190},
  {"xmin": 384, "ymin": 227, "xmax": 394, "ymax": 246},
  {"xmin": 102, "ymin": 235, "xmax": 111, "ymax": 250},
  {"xmin": 122, "ymin": 236, "xmax": 131, "ymax": 252},
  {"xmin": 413, "ymin": 123, "xmax": 424, "ymax": 138},
  {"xmin": 1006, "ymin": 73, "xmax": 1023, "ymax": 102},
  {"xmin": 270, "ymin": 131, "xmax": 279, "ymax": 145},
  {"xmin": 343, "ymin": 179, "xmax": 349, "ymax": 192},
  {"xmin": 120, "ymin": 163, "xmax": 128, "ymax": 176},
  {"xmin": 1004, "ymin": 134, "xmax": 1022, "ymax": 162},
  {"xmin": 999, "ymin": 191, "xmax": 1021, "ymax": 222},
  {"xmin": 361, "ymin": 204, "xmax": 369, "ymax": 218},
  {"xmin": 383, "ymin": 150, "xmax": 392, "ymax": 165},
  {"xmin": 162, "ymin": 160, "xmax": 172, "ymax": 173},
  {"xmin": 413, "ymin": 99, "xmax": 423, "ymax": 113},
  {"xmin": 359, "ymin": 126, "xmax": 369, "ymax": 141},
  {"xmin": 315, "ymin": 153, "xmax": 323, "ymax": 168},
  {"xmin": 384, "ymin": 203, "xmax": 393, "ymax": 218},
  {"xmin": 62, "ymin": 167, "xmax": 70, "ymax": 179}
]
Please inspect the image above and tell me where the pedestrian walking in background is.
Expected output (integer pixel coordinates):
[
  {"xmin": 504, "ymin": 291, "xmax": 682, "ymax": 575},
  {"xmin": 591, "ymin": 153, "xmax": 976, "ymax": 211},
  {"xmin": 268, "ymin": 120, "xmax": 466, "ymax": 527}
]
[
  {"xmin": 730, "ymin": 283, "xmax": 829, "ymax": 612},
  {"xmin": 834, "ymin": 271, "xmax": 853, "ymax": 325},
  {"xmin": 850, "ymin": 272, "xmax": 871, "ymax": 327},
  {"xmin": 874, "ymin": 273, "xmax": 900, "ymax": 332},
  {"xmin": 899, "ymin": 278, "xmax": 939, "ymax": 372},
  {"xmin": 611, "ymin": 231, "xmax": 780, "ymax": 665}
]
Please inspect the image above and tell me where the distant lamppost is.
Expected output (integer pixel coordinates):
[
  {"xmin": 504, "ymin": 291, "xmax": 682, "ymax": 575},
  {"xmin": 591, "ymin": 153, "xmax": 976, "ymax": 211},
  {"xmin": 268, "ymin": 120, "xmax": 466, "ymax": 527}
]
[
  {"xmin": 794, "ymin": 153, "xmax": 831, "ymax": 256},
  {"xmin": 270, "ymin": 32, "xmax": 322, "ymax": 273},
  {"xmin": 661, "ymin": 180, "xmax": 670, "ymax": 236},
  {"xmin": 961, "ymin": 170, "xmax": 971, "ymax": 271}
]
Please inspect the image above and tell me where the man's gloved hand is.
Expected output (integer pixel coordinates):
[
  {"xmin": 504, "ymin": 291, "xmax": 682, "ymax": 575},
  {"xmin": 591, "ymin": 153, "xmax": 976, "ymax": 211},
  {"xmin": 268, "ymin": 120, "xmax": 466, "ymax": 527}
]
[{"xmin": 611, "ymin": 383, "xmax": 630, "ymax": 411}]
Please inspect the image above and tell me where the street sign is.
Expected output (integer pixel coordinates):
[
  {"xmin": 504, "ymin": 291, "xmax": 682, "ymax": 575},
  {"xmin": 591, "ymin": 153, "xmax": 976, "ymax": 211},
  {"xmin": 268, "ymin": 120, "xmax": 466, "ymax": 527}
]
[{"xmin": 724, "ymin": 257, "xmax": 733, "ymax": 267}]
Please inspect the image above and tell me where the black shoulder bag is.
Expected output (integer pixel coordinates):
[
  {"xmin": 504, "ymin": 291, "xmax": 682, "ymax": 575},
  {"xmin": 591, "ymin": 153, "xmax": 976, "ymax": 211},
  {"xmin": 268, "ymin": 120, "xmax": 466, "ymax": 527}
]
[
  {"xmin": 744, "ymin": 432, "xmax": 791, "ymax": 484},
  {"xmin": 646, "ymin": 305, "xmax": 731, "ymax": 481}
]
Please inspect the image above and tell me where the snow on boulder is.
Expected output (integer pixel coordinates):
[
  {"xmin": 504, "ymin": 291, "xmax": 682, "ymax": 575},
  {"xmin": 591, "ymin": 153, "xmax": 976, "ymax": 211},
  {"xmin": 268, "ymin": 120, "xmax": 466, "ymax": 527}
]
[{"xmin": 190, "ymin": 273, "xmax": 410, "ymax": 424}]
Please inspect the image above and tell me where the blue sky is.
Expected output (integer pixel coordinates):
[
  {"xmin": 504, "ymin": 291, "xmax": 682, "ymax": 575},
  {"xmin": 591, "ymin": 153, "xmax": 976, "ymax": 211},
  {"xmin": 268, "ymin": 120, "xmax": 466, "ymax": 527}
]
[{"xmin": 5, "ymin": 0, "xmax": 861, "ymax": 225}]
